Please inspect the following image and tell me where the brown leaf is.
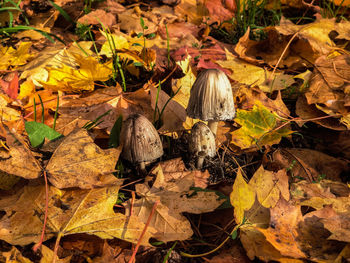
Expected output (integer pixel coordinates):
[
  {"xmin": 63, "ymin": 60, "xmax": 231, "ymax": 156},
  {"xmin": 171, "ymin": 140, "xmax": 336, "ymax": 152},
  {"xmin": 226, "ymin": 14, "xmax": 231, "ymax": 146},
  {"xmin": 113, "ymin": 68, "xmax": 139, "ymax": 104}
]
[
  {"xmin": 123, "ymin": 159, "xmax": 224, "ymax": 243},
  {"xmin": 298, "ymin": 205, "xmax": 349, "ymax": 261},
  {"xmin": 204, "ymin": 0, "xmax": 235, "ymax": 24},
  {"xmin": 295, "ymin": 96, "xmax": 346, "ymax": 130},
  {"xmin": 77, "ymin": 10, "xmax": 116, "ymax": 28},
  {"xmin": 235, "ymin": 27, "xmax": 303, "ymax": 68},
  {"xmin": 0, "ymin": 185, "xmax": 156, "ymax": 246},
  {"xmin": 257, "ymin": 198, "xmax": 306, "ymax": 258},
  {"xmin": 0, "ymin": 128, "xmax": 42, "ymax": 179},
  {"xmin": 2, "ymin": 246, "xmax": 33, "ymax": 263},
  {"xmin": 272, "ymin": 148, "xmax": 349, "ymax": 182},
  {"xmin": 46, "ymin": 129, "xmax": 122, "ymax": 189},
  {"xmin": 305, "ymin": 55, "xmax": 350, "ymax": 113}
]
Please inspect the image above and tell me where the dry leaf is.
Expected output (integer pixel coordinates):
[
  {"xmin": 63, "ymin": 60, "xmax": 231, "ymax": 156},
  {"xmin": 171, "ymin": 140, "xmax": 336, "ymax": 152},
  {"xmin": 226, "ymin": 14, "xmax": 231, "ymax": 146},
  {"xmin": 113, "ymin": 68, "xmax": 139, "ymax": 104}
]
[
  {"xmin": 77, "ymin": 9, "xmax": 116, "ymax": 28},
  {"xmin": 123, "ymin": 159, "xmax": 224, "ymax": 243},
  {"xmin": 257, "ymin": 198, "xmax": 306, "ymax": 258},
  {"xmin": 230, "ymin": 169, "xmax": 255, "ymax": 223},
  {"xmin": 46, "ymin": 129, "xmax": 122, "ymax": 189},
  {"xmin": 0, "ymin": 185, "xmax": 156, "ymax": 246},
  {"xmin": 271, "ymin": 148, "xmax": 349, "ymax": 182},
  {"xmin": 0, "ymin": 128, "xmax": 42, "ymax": 179},
  {"xmin": 249, "ymin": 166, "xmax": 289, "ymax": 208}
]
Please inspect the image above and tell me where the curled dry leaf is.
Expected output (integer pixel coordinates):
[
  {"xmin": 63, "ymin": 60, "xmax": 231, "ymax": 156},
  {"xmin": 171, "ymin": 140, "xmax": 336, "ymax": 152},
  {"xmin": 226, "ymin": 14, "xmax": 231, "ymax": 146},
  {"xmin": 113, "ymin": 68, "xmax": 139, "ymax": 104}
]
[
  {"xmin": 295, "ymin": 96, "xmax": 346, "ymax": 131},
  {"xmin": 235, "ymin": 27, "xmax": 302, "ymax": 69},
  {"xmin": 46, "ymin": 129, "xmax": 122, "ymax": 189}
]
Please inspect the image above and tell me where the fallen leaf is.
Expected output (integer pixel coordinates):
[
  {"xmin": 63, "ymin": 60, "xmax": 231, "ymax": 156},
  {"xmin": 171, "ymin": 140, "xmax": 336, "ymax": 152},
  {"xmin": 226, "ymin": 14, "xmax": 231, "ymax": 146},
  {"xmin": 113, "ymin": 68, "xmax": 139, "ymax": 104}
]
[
  {"xmin": 40, "ymin": 245, "xmax": 72, "ymax": 263},
  {"xmin": 41, "ymin": 53, "xmax": 112, "ymax": 92},
  {"xmin": 0, "ymin": 42, "xmax": 35, "ymax": 70},
  {"xmin": 216, "ymin": 49, "xmax": 295, "ymax": 92},
  {"xmin": 46, "ymin": 129, "xmax": 122, "ymax": 189},
  {"xmin": 0, "ymin": 94, "xmax": 21, "ymax": 122},
  {"xmin": 257, "ymin": 198, "xmax": 306, "ymax": 258},
  {"xmin": 276, "ymin": 18, "xmax": 350, "ymax": 58},
  {"xmin": 0, "ymin": 128, "xmax": 42, "ymax": 179},
  {"xmin": 123, "ymin": 160, "xmax": 225, "ymax": 242},
  {"xmin": 295, "ymin": 96, "xmax": 346, "ymax": 130},
  {"xmin": 249, "ymin": 166, "xmax": 289, "ymax": 208},
  {"xmin": 2, "ymin": 246, "xmax": 33, "ymax": 263},
  {"xmin": 271, "ymin": 148, "xmax": 349, "ymax": 182},
  {"xmin": 231, "ymin": 102, "xmax": 293, "ymax": 149},
  {"xmin": 0, "ymin": 185, "xmax": 157, "ymax": 246},
  {"xmin": 230, "ymin": 169, "xmax": 255, "ymax": 223},
  {"xmin": 77, "ymin": 9, "xmax": 116, "ymax": 28}
]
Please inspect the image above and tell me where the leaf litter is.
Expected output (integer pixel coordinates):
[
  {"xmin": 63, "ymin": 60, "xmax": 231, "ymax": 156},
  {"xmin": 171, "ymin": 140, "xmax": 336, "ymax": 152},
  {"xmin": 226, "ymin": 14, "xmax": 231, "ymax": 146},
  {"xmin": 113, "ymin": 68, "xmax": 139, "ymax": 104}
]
[{"xmin": 1, "ymin": 0, "xmax": 350, "ymax": 262}]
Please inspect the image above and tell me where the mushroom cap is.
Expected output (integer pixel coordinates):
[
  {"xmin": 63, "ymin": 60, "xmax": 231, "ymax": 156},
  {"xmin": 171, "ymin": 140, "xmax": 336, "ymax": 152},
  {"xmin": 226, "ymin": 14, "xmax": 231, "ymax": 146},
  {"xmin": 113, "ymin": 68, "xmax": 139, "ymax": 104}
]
[
  {"xmin": 186, "ymin": 68, "xmax": 235, "ymax": 121},
  {"xmin": 120, "ymin": 114, "xmax": 163, "ymax": 164},
  {"xmin": 189, "ymin": 122, "xmax": 216, "ymax": 158}
]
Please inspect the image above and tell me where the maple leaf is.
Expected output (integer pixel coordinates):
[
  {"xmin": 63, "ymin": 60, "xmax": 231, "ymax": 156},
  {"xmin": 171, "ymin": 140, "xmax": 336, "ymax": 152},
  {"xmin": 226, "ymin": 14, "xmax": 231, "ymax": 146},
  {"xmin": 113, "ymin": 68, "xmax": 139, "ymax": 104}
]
[
  {"xmin": 0, "ymin": 185, "xmax": 156, "ymax": 246},
  {"xmin": 216, "ymin": 49, "xmax": 295, "ymax": 92},
  {"xmin": 231, "ymin": 102, "xmax": 293, "ymax": 149},
  {"xmin": 249, "ymin": 166, "xmax": 289, "ymax": 208},
  {"xmin": 0, "ymin": 42, "xmax": 35, "ymax": 70},
  {"xmin": 46, "ymin": 129, "xmax": 122, "ymax": 189},
  {"xmin": 40, "ymin": 53, "xmax": 112, "ymax": 92}
]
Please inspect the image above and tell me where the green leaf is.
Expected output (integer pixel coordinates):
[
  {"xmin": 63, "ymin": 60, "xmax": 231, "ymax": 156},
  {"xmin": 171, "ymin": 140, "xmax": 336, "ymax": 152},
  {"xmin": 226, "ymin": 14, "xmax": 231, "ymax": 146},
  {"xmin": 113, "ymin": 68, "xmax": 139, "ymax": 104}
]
[
  {"xmin": 25, "ymin": 122, "xmax": 62, "ymax": 148},
  {"xmin": 140, "ymin": 17, "xmax": 145, "ymax": 29},
  {"xmin": 146, "ymin": 33, "xmax": 155, "ymax": 39},
  {"xmin": 109, "ymin": 115, "xmax": 123, "ymax": 148},
  {"xmin": 231, "ymin": 102, "xmax": 293, "ymax": 149},
  {"xmin": 133, "ymin": 62, "xmax": 143, "ymax": 67},
  {"xmin": 132, "ymin": 42, "xmax": 142, "ymax": 47},
  {"xmin": 136, "ymin": 32, "xmax": 143, "ymax": 38}
]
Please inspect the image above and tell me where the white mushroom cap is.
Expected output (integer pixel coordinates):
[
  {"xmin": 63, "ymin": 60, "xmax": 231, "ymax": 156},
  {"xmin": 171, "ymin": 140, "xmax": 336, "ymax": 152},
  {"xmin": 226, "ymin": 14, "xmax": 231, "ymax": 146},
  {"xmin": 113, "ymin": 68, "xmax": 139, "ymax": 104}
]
[
  {"xmin": 186, "ymin": 69, "xmax": 235, "ymax": 121},
  {"xmin": 120, "ymin": 114, "xmax": 163, "ymax": 164},
  {"xmin": 189, "ymin": 122, "xmax": 216, "ymax": 158}
]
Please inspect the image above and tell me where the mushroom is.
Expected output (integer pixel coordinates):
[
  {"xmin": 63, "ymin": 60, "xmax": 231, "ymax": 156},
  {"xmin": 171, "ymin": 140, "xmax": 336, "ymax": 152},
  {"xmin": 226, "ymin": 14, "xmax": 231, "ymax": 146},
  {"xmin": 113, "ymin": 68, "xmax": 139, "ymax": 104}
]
[
  {"xmin": 186, "ymin": 68, "xmax": 235, "ymax": 136},
  {"xmin": 189, "ymin": 122, "xmax": 216, "ymax": 169},
  {"xmin": 120, "ymin": 114, "xmax": 163, "ymax": 172}
]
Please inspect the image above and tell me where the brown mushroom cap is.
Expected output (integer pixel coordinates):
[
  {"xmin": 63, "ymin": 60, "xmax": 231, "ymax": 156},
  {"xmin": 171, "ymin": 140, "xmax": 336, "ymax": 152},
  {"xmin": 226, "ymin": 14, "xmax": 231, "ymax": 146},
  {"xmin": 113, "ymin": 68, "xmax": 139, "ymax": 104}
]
[
  {"xmin": 120, "ymin": 114, "xmax": 163, "ymax": 164},
  {"xmin": 186, "ymin": 68, "xmax": 235, "ymax": 121},
  {"xmin": 189, "ymin": 122, "xmax": 216, "ymax": 158}
]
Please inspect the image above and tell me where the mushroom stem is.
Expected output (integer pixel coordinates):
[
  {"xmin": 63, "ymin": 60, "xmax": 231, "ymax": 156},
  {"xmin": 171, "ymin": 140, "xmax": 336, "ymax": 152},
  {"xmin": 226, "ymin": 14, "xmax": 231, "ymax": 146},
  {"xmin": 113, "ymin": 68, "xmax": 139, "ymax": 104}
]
[
  {"xmin": 208, "ymin": 120, "xmax": 218, "ymax": 136},
  {"xmin": 196, "ymin": 152, "xmax": 206, "ymax": 169},
  {"xmin": 139, "ymin": 162, "xmax": 146, "ymax": 172}
]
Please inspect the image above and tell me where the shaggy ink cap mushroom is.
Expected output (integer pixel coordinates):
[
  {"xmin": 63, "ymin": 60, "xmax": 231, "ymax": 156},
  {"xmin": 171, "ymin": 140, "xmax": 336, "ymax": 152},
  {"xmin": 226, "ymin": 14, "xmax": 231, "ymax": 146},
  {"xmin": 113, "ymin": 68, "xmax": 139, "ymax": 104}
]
[
  {"xmin": 120, "ymin": 114, "xmax": 163, "ymax": 171},
  {"xmin": 186, "ymin": 68, "xmax": 235, "ymax": 135},
  {"xmin": 189, "ymin": 122, "xmax": 216, "ymax": 169}
]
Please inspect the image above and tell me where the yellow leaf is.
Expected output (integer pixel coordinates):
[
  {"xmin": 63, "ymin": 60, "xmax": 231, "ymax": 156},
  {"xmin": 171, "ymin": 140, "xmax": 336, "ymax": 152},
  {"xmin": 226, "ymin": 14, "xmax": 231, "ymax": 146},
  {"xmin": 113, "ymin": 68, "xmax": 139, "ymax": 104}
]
[
  {"xmin": 41, "ymin": 53, "xmax": 112, "ymax": 92},
  {"xmin": 217, "ymin": 49, "xmax": 294, "ymax": 92},
  {"xmin": 100, "ymin": 32, "xmax": 129, "ymax": 57},
  {"xmin": 231, "ymin": 102, "xmax": 293, "ymax": 149},
  {"xmin": 18, "ymin": 79, "xmax": 35, "ymax": 99},
  {"xmin": 0, "ymin": 95, "xmax": 21, "ymax": 122},
  {"xmin": 249, "ymin": 166, "xmax": 282, "ymax": 208},
  {"xmin": 230, "ymin": 169, "xmax": 255, "ymax": 224},
  {"xmin": 172, "ymin": 55, "xmax": 196, "ymax": 109},
  {"xmin": 0, "ymin": 42, "xmax": 35, "ymax": 70}
]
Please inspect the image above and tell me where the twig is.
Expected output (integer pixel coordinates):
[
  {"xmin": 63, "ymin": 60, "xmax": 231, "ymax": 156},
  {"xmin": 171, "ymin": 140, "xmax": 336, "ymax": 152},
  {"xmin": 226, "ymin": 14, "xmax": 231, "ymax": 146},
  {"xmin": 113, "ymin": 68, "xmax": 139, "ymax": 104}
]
[
  {"xmin": 33, "ymin": 170, "xmax": 49, "ymax": 252},
  {"xmin": 128, "ymin": 200, "xmax": 160, "ymax": 263}
]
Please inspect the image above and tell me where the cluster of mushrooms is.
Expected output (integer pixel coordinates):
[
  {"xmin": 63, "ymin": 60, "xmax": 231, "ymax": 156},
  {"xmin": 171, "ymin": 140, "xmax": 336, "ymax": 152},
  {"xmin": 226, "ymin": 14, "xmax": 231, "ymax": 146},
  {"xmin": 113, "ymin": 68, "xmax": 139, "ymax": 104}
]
[{"xmin": 120, "ymin": 69, "xmax": 235, "ymax": 172}]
